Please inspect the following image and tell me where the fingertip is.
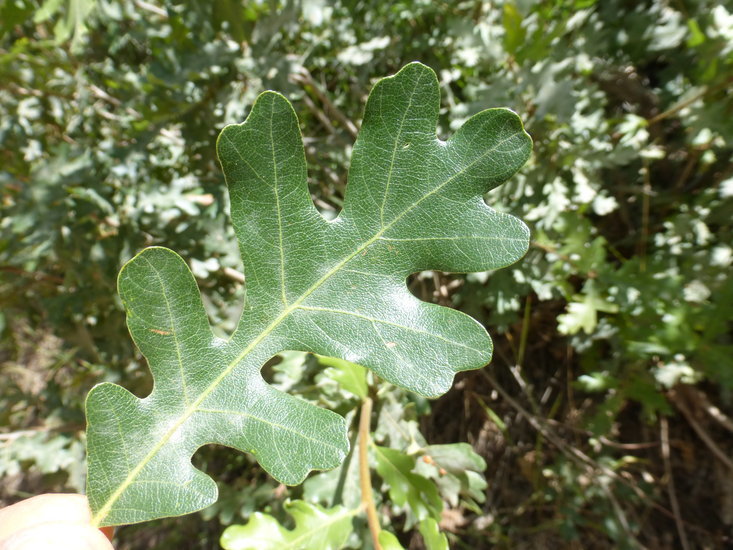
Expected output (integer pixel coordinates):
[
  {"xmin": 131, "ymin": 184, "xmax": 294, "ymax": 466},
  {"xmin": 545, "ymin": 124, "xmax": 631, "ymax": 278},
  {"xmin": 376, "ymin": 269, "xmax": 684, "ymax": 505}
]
[
  {"xmin": 0, "ymin": 523, "xmax": 114, "ymax": 550},
  {"xmin": 0, "ymin": 494, "xmax": 92, "ymax": 541}
]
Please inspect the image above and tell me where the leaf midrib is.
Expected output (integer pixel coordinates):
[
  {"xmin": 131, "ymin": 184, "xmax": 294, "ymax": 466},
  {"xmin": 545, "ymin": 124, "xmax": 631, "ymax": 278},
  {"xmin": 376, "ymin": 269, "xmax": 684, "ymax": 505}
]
[
  {"xmin": 92, "ymin": 121, "xmax": 524, "ymax": 527},
  {"xmin": 142, "ymin": 254, "xmax": 191, "ymax": 405},
  {"xmin": 196, "ymin": 407, "xmax": 344, "ymax": 450},
  {"xmin": 379, "ymin": 72, "xmax": 421, "ymax": 228},
  {"xmin": 297, "ymin": 305, "xmax": 485, "ymax": 354},
  {"xmin": 270, "ymin": 102, "xmax": 288, "ymax": 307}
]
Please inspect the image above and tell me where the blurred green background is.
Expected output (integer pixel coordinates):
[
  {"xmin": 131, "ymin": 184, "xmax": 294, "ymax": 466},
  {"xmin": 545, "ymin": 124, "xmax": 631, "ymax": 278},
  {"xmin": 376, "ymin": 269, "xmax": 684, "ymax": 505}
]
[{"xmin": 1, "ymin": 0, "xmax": 732, "ymax": 548}]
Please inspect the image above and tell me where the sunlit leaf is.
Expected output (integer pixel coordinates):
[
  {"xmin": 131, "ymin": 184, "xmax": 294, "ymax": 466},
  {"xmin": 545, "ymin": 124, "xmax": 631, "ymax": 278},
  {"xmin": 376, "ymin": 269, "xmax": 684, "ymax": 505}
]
[
  {"xmin": 219, "ymin": 500, "xmax": 354, "ymax": 550},
  {"xmin": 378, "ymin": 530, "xmax": 406, "ymax": 550},
  {"xmin": 418, "ymin": 518, "xmax": 449, "ymax": 550},
  {"xmin": 85, "ymin": 62, "xmax": 531, "ymax": 526},
  {"xmin": 316, "ymin": 355, "xmax": 368, "ymax": 399}
]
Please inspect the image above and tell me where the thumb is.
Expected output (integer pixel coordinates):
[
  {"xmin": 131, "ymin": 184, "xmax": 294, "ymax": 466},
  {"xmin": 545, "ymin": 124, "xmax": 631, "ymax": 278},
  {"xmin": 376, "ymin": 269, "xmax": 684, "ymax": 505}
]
[{"xmin": 0, "ymin": 523, "xmax": 114, "ymax": 550}]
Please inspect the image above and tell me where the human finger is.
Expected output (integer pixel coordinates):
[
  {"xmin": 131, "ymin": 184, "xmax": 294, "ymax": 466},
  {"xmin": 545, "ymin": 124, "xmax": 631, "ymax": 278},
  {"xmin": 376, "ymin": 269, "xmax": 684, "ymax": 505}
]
[
  {"xmin": 0, "ymin": 494, "xmax": 114, "ymax": 550},
  {"xmin": 0, "ymin": 522, "xmax": 114, "ymax": 550}
]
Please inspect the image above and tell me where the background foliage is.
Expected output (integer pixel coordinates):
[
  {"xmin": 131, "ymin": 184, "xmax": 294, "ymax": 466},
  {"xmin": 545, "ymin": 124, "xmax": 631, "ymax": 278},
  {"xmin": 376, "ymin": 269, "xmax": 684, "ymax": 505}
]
[{"xmin": 1, "ymin": 0, "xmax": 732, "ymax": 548}]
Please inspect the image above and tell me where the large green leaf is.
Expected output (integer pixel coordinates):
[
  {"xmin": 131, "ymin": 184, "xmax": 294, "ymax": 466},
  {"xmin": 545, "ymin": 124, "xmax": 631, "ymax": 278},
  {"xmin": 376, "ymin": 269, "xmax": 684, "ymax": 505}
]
[{"xmin": 85, "ymin": 62, "xmax": 531, "ymax": 526}]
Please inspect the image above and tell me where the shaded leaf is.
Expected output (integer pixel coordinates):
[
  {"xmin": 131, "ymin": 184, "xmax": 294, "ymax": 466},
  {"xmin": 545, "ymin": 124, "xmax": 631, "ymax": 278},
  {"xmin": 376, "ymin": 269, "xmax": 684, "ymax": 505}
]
[
  {"xmin": 374, "ymin": 445, "xmax": 442, "ymax": 527},
  {"xmin": 503, "ymin": 3, "xmax": 526, "ymax": 56},
  {"xmin": 422, "ymin": 443, "xmax": 486, "ymax": 473},
  {"xmin": 374, "ymin": 392, "xmax": 427, "ymax": 452},
  {"xmin": 52, "ymin": 0, "xmax": 96, "ymax": 51},
  {"xmin": 415, "ymin": 443, "xmax": 487, "ymax": 509},
  {"xmin": 303, "ymin": 443, "xmax": 362, "ymax": 511}
]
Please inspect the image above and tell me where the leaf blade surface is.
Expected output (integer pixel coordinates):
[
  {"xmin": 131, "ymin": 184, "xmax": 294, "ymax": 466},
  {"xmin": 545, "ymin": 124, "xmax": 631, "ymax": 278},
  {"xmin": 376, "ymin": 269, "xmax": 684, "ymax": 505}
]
[{"xmin": 86, "ymin": 62, "xmax": 531, "ymax": 526}]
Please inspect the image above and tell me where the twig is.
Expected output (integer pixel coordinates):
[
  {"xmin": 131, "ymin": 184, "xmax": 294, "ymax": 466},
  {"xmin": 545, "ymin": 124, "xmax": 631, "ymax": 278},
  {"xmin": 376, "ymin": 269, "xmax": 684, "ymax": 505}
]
[
  {"xmin": 517, "ymin": 295, "xmax": 531, "ymax": 367},
  {"xmin": 95, "ymin": 106, "xmax": 122, "ymax": 121},
  {"xmin": 313, "ymin": 196, "xmax": 338, "ymax": 214},
  {"xmin": 566, "ymin": 344, "xmax": 575, "ymax": 412},
  {"xmin": 484, "ymin": 372, "xmax": 719, "ymax": 536},
  {"xmin": 359, "ymin": 397, "xmax": 382, "ymax": 550},
  {"xmin": 507, "ymin": 364, "xmax": 540, "ymax": 415},
  {"xmin": 485, "ymin": 371, "xmax": 625, "ymax": 485},
  {"xmin": 660, "ymin": 416, "xmax": 691, "ymax": 550},
  {"xmin": 0, "ymin": 424, "xmax": 85, "ymax": 443},
  {"xmin": 674, "ymin": 149, "xmax": 701, "ymax": 190},
  {"xmin": 639, "ymin": 158, "xmax": 651, "ymax": 272},
  {"xmin": 597, "ymin": 436, "xmax": 659, "ymax": 450},
  {"xmin": 89, "ymin": 84, "xmax": 121, "ymax": 106},
  {"xmin": 432, "ymin": 272, "xmax": 450, "ymax": 304},
  {"xmin": 301, "ymin": 93, "xmax": 336, "ymax": 134},
  {"xmin": 601, "ymin": 481, "xmax": 640, "ymax": 547},
  {"xmin": 222, "ymin": 267, "xmax": 244, "ymax": 284},
  {"xmin": 486, "ymin": 371, "xmax": 645, "ymax": 542},
  {"xmin": 0, "ymin": 430, "xmax": 38, "ymax": 442},
  {"xmin": 680, "ymin": 385, "xmax": 733, "ymax": 434},
  {"xmin": 646, "ymin": 76, "xmax": 732, "ymax": 126},
  {"xmin": 0, "ymin": 265, "xmax": 64, "ymax": 284},
  {"xmin": 482, "ymin": 370, "xmax": 691, "ymax": 526},
  {"xmin": 539, "ymin": 418, "xmax": 659, "ymax": 449},
  {"xmin": 647, "ymin": 87, "xmax": 707, "ymax": 126},
  {"xmin": 669, "ymin": 390, "xmax": 733, "ymax": 471},
  {"xmin": 133, "ymin": 0, "xmax": 168, "ymax": 18},
  {"xmin": 291, "ymin": 68, "xmax": 359, "ymax": 138}
]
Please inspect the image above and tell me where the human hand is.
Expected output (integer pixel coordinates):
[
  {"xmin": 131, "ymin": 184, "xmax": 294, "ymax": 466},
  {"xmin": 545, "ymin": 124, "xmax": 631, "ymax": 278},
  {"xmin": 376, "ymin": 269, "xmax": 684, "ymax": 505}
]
[{"xmin": 0, "ymin": 494, "xmax": 114, "ymax": 550}]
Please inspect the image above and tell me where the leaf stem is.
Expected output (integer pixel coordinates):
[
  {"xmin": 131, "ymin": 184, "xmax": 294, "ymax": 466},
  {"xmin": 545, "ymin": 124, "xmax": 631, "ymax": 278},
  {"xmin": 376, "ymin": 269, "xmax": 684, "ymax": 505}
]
[{"xmin": 359, "ymin": 397, "xmax": 382, "ymax": 550}]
